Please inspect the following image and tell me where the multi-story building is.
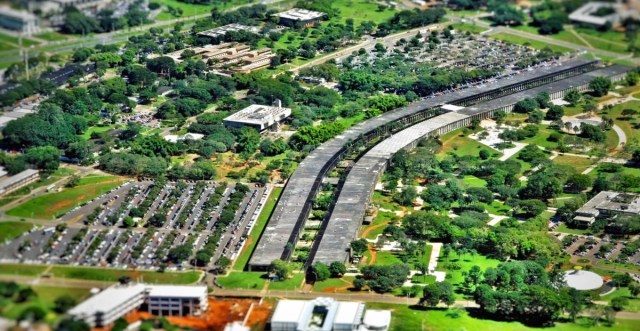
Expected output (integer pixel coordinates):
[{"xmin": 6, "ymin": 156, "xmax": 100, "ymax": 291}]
[
  {"xmin": 68, "ymin": 283, "xmax": 208, "ymax": 327},
  {"xmin": 0, "ymin": 6, "xmax": 40, "ymax": 35},
  {"xmin": 270, "ymin": 297, "xmax": 371, "ymax": 331}
]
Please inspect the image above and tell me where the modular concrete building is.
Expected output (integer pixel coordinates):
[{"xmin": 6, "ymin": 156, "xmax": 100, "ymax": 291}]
[
  {"xmin": 569, "ymin": 1, "xmax": 640, "ymax": 28},
  {"xmin": 161, "ymin": 43, "xmax": 275, "ymax": 74},
  {"xmin": 197, "ymin": 24, "xmax": 261, "ymax": 39},
  {"xmin": 0, "ymin": 169, "xmax": 39, "ymax": 195},
  {"xmin": 273, "ymin": 8, "xmax": 325, "ymax": 27},
  {"xmin": 0, "ymin": 6, "xmax": 40, "ymax": 35},
  {"xmin": 68, "ymin": 284, "xmax": 208, "ymax": 327},
  {"xmin": 573, "ymin": 191, "xmax": 640, "ymax": 226},
  {"xmin": 224, "ymin": 104, "xmax": 292, "ymax": 132}
]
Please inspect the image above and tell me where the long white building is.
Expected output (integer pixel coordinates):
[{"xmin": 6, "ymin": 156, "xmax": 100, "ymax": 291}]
[{"xmin": 68, "ymin": 283, "xmax": 208, "ymax": 327}]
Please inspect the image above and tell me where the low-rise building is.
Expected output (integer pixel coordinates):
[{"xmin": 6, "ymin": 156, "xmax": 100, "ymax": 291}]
[
  {"xmin": 0, "ymin": 169, "xmax": 39, "ymax": 195},
  {"xmin": 273, "ymin": 8, "xmax": 325, "ymax": 27},
  {"xmin": 0, "ymin": 6, "xmax": 40, "ymax": 35},
  {"xmin": 197, "ymin": 24, "xmax": 261, "ymax": 39},
  {"xmin": 573, "ymin": 191, "xmax": 640, "ymax": 227},
  {"xmin": 270, "ymin": 298, "xmax": 391, "ymax": 331},
  {"xmin": 223, "ymin": 103, "xmax": 291, "ymax": 132},
  {"xmin": 569, "ymin": 1, "xmax": 640, "ymax": 28},
  {"xmin": 161, "ymin": 43, "xmax": 275, "ymax": 74},
  {"xmin": 68, "ymin": 283, "xmax": 208, "ymax": 328}
]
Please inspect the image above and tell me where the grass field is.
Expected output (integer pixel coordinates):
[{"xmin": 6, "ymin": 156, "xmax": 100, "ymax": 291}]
[
  {"xmin": 521, "ymin": 125, "xmax": 561, "ymax": 150},
  {"xmin": 601, "ymin": 100, "xmax": 640, "ymax": 141},
  {"xmin": 360, "ymin": 211, "xmax": 397, "ymax": 240},
  {"xmin": 34, "ymin": 32, "xmax": 69, "ymax": 42},
  {"xmin": 459, "ymin": 175, "xmax": 487, "ymax": 188},
  {"xmin": 49, "ymin": 265, "xmax": 201, "ymax": 284},
  {"xmin": 81, "ymin": 124, "xmax": 116, "ymax": 139},
  {"xmin": 331, "ymin": 0, "xmax": 397, "ymax": 24},
  {"xmin": 217, "ymin": 271, "xmax": 266, "ymax": 289},
  {"xmin": 154, "ymin": 0, "xmax": 252, "ymax": 20},
  {"xmin": 452, "ymin": 22, "xmax": 490, "ymax": 34},
  {"xmin": 366, "ymin": 302, "xmax": 640, "ymax": 331},
  {"xmin": 313, "ymin": 276, "xmax": 356, "ymax": 292},
  {"xmin": 268, "ymin": 272, "xmax": 305, "ymax": 291},
  {"xmin": 7, "ymin": 175, "xmax": 126, "ymax": 220},
  {"xmin": 490, "ymin": 32, "xmax": 573, "ymax": 54},
  {"xmin": 437, "ymin": 251, "xmax": 501, "ymax": 291},
  {"xmin": 1, "ymin": 285, "xmax": 90, "ymax": 321},
  {"xmin": 0, "ymin": 221, "xmax": 36, "ymax": 242},
  {"xmin": 0, "ymin": 263, "xmax": 48, "ymax": 276},
  {"xmin": 552, "ymin": 155, "xmax": 596, "ymax": 174},
  {"xmin": 233, "ymin": 186, "xmax": 283, "ymax": 271},
  {"xmin": 0, "ymin": 33, "xmax": 39, "ymax": 47},
  {"xmin": 438, "ymin": 129, "xmax": 499, "ymax": 159}
]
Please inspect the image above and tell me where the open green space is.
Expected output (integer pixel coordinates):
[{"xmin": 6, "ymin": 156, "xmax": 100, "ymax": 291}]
[
  {"xmin": 360, "ymin": 211, "xmax": 397, "ymax": 240},
  {"xmin": 0, "ymin": 222, "xmax": 36, "ymax": 242},
  {"xmin": 34, "ymin": 32, "xmax": 69, "ymax": 42},
  {"xmin": 81, "ymin": 124, "xmax": 116, "ymax": 140},
  {"xmin": 1, "ymin": 285, "xmax": 90, "ymax": 321},
  {"xmin": 7, "ymin": 175, "xmax": 126, "ymax": 220},
  {"xmin": 372, "ymin": 191, "xmax": 402, "ymax": 211},
  {"xmin": 601, "ymin": 287, "xmax": 640, "ymax": 313},
  {"xmin": 438, "ymin": 129, "xmax": 499, "ymax": 159},
  {"xmin": 217, "ymin": 271, "xmax": 266, "ymax": 289},
  {"xmin": 366, "ymin": 302, "xmax": 640, "ymax": 331},
  {"xmin": 481, "ymin": 200, "xmax": 511, "ymax": 216},
  {"xmin": 521, "ymin": 125, "xmax": 561, "ymax": 150},
  {"xmin": 0, "ymin": 33, "xmax": 39, "ymax": 47},
  {"xmin": 49, "ymin": 265, "xmax": 200, "ymax": 284},
  {"xmin": 490, "ymin": 32, "xmax": 573, "ymax": 54},
  {"xmin": 267, "ymin": 272, "xmax": 304, "ymax": 291},
  {"xmin": 555, "ymin": 223, "xmax": 592, "ymax": 235},
  {"xmin": 0, "ymin": 263, "xmax": 48, "ymax": 276},
  {"xmin": 313, "ymin": 276, "xmax": 356, "ymax": 292},
  {"xmin": 601, "ymin": 100, "xmax": 640, "ymax": 141},
  {"xmin": 437, "ymin": 251, "xmax": 501, "ymax": 289},
  {"xmin": 331, "ymin": 0, "xmax": 397, "ymax": 25},
  {"xmin": 452, "ymin": 22, "xmax": 490, "ymax": 34},
  {"xmin": 154, "ymin": 0, "xmax": 252, "ymax": 21},
  {"xmin": 233, "ymin": 186, "xmax": 283, "ymax": 271},
  {"xmin": 552, "ymin": 155, "xmax": 596, "ymax": 174},
  {"xmin": 459, "ymin": 175, "xmax": 487, "ymax": 188}
]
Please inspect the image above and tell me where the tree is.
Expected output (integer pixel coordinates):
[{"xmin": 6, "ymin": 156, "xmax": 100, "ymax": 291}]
[
  {"xmin": 16, "ymin": 287, "xmax": 36, "ymax": 302},
  {"xmin": 490, "ymin": 4, "xmax": 525, "ymax": 26},
  {"xmin": 54, "ymin": 295, "xmax": 77, "ymax": 313},
  {"xmin": 351, "ymin": 239, "xmax": 369, "ymax": 256},
  {"xmin": 269, "ymin": 259, "xmax": 292, "ymax": 280},
  {"xmin": 564, "ymin": 89, "xmax": 582, "ymax": 106},
  {"xmin": 545, "ymin": 105, "xmax": 564, "ymax": 121},
  {"xmin": 393, "ymin": 186, "xmax": 417, "ymax": 206},
  {"xmin": 56, "ymin": 318, "xmax": 90, "ymax": 331},
  {"xmin": 25, "ymin": 146, "xmax": 60, "ymax": 172},
  {"xmin": 625, "ymin": 72, "xmax": 639, "ymax": 86},
  {"xmin": 421, "ymin": 281, "xmax": 455, "ymax": 307},
  {"xmin": 216, "ymin": 256, "xmax": 232, "ymax": 271},
  {"xmin": 610, "ymin": 296, "xmax": 629, "ymax": 311},
  {"xmin": 314, "ymin": 263, "xmax": 331, "ymax": 281},
  {"xmin": 353, "ymin": 278, "xmax": 366, "ymax": 290},
  {"xmin": 565, "ymin": 174, "xmax": 592, "ymax": 193},
  {"xmin": 18, "ymin": 306, "xmax": 46, "ymax": 322},
  {"xmin": 513, "ymin": 98, "xmax": 538, "ymax": 113},
  {"xmin": 329, "ymin": 261, "xmax": 347, "ymax": 278},
  {"xmin": 520, "ymin": 171, "xmax": 562, "ymax": 199},
  {"xmin": 589, "ymin": 77, "xmax": 612, "ymax": 97},
  {"xmin": 123, "ymin": 216, "xmax": 136, "ymax": 228}
]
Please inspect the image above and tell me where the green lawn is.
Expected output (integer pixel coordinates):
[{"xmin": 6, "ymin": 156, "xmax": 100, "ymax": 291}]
[
  {"xmin": 521, "ymin": 125, "xmax": 561, "ymax": 150},
  {"xmin": 372, "ymin": 191, "xmax": 402, "ymax": 211},
  {"xmin": 7, "ymin": 175, "xmax": 125, "ymax": 220},
  {"xmin": 34, "ymin": 32, "xmax": 69, "ymax": 42},
  {"xmin": 481, "ymin": 200, "xmax": 511, "ymax": 216},
  {"xmin": 0, "ymin": 263, "xmax": 48, "ymax": 276},
  {"xmin": 49, "ymin": 265, "xmax": 201, "ymax": 284},
  {"xmin": 0, "ymin": 33, "xmax": 39, "ymax": 47},
  {"xmin": 1, "ymin": 285, "xmax": 90, "ymax": 321},
  {"xmin": 552, "ymin": 155, "xmax": 596, "ymax": 174},
  {"xmin": 490, "ymin": 32, "xmax": 573, "ymax": 54},
  {"xmin": 452, "ymin": 22, "xmax": 490, "ymax": 34},
  {"xmin": 459, "ymin": 175, "xmax": 487, "ymax": 188},
  {"xmin": 81, "ymin": 125, "xmax": 115, "ymax": 139},
  {"xmin": 437, "ymin": 251, "xmax": 501, "ymax": 288},
  {"xmin": 233, "ymin": 187, "xmax": 283, "ymax": 271},
  {"xmin": 331, "ymin": 0, "xmax": 397, "ymax": 24},
  {"xmin": 555, "ymin": 223, "xmax": 591, "ymax": 235},
  {"xmin": 438, "ymin": 129, "xmax": 499, "ymax": 159},
  {"xmin": 366, "ymin": 302, "xmax": 640, "ymax": 331},
  {"xmin": 268, "ymin": 272, "xmax": 305, "ymax": 291},
  {"xmin": 154, "ymin": 0, "xmax": 252, "ymax": 20},
  {"xmin": 313, "ymin": 276, "xmax": 356, "ymax": 292},
  {"xmin": 360, "ymin": 211, "xmax": 397, "ymax": 240},
  {"xmin": 217, "ymin": 271, "xmax": 266, "ymax": 290},
  {"xmin": 0, "ymin": 221, "xmax": 36, "ymax": 242},
  {"xmin": 601, "ymin": 100, "xmax": 640, "ymax": 141}
]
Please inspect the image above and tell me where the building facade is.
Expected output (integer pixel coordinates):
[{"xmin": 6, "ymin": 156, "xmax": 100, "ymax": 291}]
[
  {"xmin": 0, "ymin": 7, "xmax": 40, "ymax": 35},
  {"xmin": 0, "ymin": 169, "xmax": 39, "ymax": 195}
]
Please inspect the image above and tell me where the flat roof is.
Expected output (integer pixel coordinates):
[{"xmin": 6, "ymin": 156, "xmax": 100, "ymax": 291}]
[
  {"xmin": 334, "ymin": 301, "xmax": 365, "ymax": 325},
  {"xmin": 147, "ymin": 285, "xmax": 206, "ymax": 298},
  {"xmin": 577, "ymin": 190, "xmax": 640, "ymax": 215},
  {"xmin": 197, "ymin": 24, "xmax": 260, "ymax": 38},
  {"xmin": 271, "ymin": 300, "xmax": 306, "ymax": 324},
  {"xmin": 68, "ymin": 284, "xmax": 147, "ymax": 316},
  {"xmin": 249, "ymin": 59, "xmax": 599, "ymax": 268},
  {"xmin": 363, "ymin": 310, "xmax": 391, "ymax": 329},
  {"xmin": 273, "ymin": 8, "xmax": 325, "ymax": 21},
  {"xmin": 224, "ymin": 104, "xmax": 291, "ymax": 126}
]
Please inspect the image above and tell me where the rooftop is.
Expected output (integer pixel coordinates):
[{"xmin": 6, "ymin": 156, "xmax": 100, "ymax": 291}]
[
  {"xmin": 577, "ymin": 190, "xmax": 640, "ymax": 216},
  {"xmin": 197, "ymin": 24, "xmax": 260, "ymax": 38},
  {"xmin": 0, "ymin": 6, "xmax": 38, "ymax": 20},
  {"xmin": 147, "ymin": 285, "xmax": 207, "ymax": 298},
  {"xmin": 224, "ymin": 104, "xmax": 291, "ymax": 126},
  {"xmin": 569, "ymin": 1, "xmax": 638, "ymax": 26},
  {"xmin": 273, "ymin": 8, "xmax": 325, "ymax": 21},
  {"xmin": 0, "ymin": 169, "xmax": 39, "ymax": 191},
  {"xmin": 68, "ymin": 284, "xmax": 147, "ymax": 317}
]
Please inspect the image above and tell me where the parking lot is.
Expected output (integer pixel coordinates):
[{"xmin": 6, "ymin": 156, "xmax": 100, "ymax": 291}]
[
  {"xmin": 0, "ymin": 180, "xmax": 269, "ymax": 271},
  {"xmin": 563, "ymin": 234, "xmax": 640, "ymax": 267}
]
